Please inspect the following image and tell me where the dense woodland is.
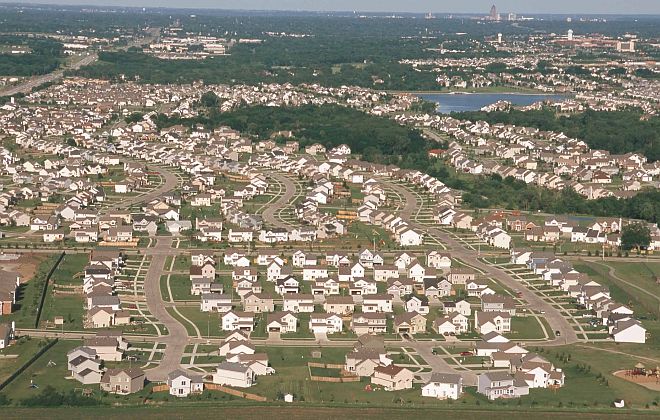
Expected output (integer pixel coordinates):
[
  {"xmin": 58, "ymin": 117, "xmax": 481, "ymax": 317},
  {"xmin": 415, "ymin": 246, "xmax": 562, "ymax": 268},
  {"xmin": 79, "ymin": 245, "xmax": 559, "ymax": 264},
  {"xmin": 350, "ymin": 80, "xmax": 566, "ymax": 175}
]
[
  {"xmin": 456, "ymin": 109, "xmax": 660, "ymax": 162},
  {"xmin": 154, "ymin": 104, "xmax": 660, "ymax": 224},
  {"xmin": 0, "ymin": 36, "xmax": 63, "ymax": 76}
]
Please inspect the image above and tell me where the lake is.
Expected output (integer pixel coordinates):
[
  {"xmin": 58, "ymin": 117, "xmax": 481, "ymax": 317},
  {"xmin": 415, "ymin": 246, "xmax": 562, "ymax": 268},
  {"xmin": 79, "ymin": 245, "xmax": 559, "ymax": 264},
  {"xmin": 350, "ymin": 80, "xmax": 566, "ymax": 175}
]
[{"xmin": 416, "ymin": 92, "xmax": 570, "ymax": 114}]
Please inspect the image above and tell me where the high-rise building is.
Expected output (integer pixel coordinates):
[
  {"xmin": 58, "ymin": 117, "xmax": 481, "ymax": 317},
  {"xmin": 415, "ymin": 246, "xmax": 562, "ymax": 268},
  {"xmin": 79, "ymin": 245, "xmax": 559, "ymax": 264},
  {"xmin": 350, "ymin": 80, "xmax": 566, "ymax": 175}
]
[
  {"xmin": 489, "ymin": 5, "xmax": 498, "ymax": 21},
  {"xmin": 567, "ymin": 29, "xmax": 574, "ymax": 41}
]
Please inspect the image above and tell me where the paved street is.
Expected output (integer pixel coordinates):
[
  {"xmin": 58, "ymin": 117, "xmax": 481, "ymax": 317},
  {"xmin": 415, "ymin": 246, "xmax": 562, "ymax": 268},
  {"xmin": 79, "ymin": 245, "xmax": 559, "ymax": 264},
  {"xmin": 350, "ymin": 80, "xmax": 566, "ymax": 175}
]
[
  {"xmin": 383, "ymin": 180, "xmax": 579, "ymax": 345},
  {"xmin": 142, "ymin": 237, "xmax": 192, "ymax": 381},
  {"xmin": 261, "ymin": 172, "xmax": 297, "ymax": 229}
]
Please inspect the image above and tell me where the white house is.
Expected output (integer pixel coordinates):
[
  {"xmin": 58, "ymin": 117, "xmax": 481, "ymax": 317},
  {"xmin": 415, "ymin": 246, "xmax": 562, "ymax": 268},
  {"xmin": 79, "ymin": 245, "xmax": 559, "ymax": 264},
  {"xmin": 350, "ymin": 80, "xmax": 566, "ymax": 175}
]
[
  {"xmin": 213, "ymin": 362, "xmax": 255, "ymax": 388},
  {"xmin": 422, "ymin": 373, "xmax": 463, "ymax": 400},
  {"xmin": 612, "ymin": 319, "xmax": 646, "ymax": 344},
  {"xmin": 167, "ymin": 370, "xmax": 204, "ymax": 398}
]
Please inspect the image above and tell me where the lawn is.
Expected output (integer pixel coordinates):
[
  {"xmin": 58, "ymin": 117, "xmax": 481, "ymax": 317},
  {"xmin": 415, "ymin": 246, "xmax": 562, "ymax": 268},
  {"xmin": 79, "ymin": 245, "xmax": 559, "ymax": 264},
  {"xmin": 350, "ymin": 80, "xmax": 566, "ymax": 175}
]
[
  {"xmin": 161, "ymin": 274, "xmax": 194, "ymax": 301},
  {"xmin": 0, "ymin": 337, "xmax": 52, "ymax": 384},
  {"xmin": 51, "ymin": 253, "xmax": 89, "ymax": 286},
  {"xmin": 525, "ymin": 344, "xmax": 660, "ymax": 409},
  {"xmin": 5, "ymin": 254, "xmax": 59, "ymax": 328},
  {"xmin": 39, "ymin": 282, "xmax": 85, "ymax": 330},
  {"xmin": 167, "ymin": 306, "xmax": 225, "ymax": 338},
  {"xmin": 573, "ymin": 262, "xmax": 659, "ymax": 319},
  {"xmin": 505, "ymin": 316, "xmax": 547, "ymax": 340},
  {"xmin": 173, "ymin": 254, "xmax": 192, "ymax": 271}
]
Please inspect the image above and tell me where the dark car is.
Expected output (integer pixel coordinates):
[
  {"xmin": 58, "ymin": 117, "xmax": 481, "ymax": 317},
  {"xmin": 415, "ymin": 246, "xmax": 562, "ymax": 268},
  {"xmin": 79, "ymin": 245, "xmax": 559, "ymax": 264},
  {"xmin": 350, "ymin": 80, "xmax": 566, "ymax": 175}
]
[{"xmin": 555, "ymin": 330, "xmax": 561, "ymax": 337}]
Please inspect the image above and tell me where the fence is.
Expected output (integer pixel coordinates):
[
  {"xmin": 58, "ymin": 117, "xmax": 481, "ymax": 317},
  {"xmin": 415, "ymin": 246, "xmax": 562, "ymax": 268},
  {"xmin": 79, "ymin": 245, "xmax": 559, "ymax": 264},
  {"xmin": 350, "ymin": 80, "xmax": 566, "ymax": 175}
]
[
  {"xmin": 309, "ymin": 375, "xmax": 360, "ymax": 383},
  {"xmin": 0, "ymin": 338, "xmax": 58, "ymax": 391},
  {"xmin": 307, "ymin": 362, "xmax": 360, "ymax": 383},
  {"xmin": 307, "ymin": 362, "xmax": 344, "ymax": 369},
  {"xmin": 204, "ymin": 384, "xmax": 267, "ymax": 401},
  {"xmin": 152, "ymin": 384, "xmax": 169, "ymax": 392},
  {"xmin": 34, "ymin": 252, "xmax": 65, "ymax": 328}
]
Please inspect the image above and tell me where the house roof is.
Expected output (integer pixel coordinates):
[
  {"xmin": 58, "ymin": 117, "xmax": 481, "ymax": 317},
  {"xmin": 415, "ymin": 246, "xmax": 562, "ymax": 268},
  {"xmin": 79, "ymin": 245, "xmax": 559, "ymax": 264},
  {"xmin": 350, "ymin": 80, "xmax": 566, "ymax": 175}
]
[
  {"xmin": 101, "ymin": 368, "xmax": 144, "ymax": 382},
  {"xmin": 427, "ymin": 372, "xmax": 462, "ymax": 385}
]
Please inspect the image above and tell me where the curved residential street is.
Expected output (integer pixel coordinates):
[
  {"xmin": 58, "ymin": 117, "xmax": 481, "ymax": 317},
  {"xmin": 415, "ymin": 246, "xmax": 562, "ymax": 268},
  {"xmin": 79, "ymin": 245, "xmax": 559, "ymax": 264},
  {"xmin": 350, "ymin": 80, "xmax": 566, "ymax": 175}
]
[
  {"xmin": 261, "ymin": 172, "xmax": 297, "ymax": 229},
  {"xmin": 142, "ymin": 237, "xmax": 193, "ymax": 381},
  {"xmin": 382, "ymin": 180, "xmax": 579, "ymax": 345}
]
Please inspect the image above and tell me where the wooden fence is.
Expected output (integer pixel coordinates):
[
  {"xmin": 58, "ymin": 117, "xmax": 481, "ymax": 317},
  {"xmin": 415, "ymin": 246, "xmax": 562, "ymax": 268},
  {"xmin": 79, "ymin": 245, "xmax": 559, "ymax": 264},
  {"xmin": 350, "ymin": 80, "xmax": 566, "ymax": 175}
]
[
  {"xmin": 307, "ymin": 362, "xmax": 360, "ymax": 383},
  {"xmin": 309, "ymin": 375, "xmax": 360, "ymax": 383},
  {"xmin": 204, "ymin": 383, "xmax": 267, "ymax": 401},
  {"xmin": 152, "ymin": 384, "xmax": 169, "ymax": 392},
  {"xmin": 307, "ymin": 362, "xmax": 344, "ymax": 369}
]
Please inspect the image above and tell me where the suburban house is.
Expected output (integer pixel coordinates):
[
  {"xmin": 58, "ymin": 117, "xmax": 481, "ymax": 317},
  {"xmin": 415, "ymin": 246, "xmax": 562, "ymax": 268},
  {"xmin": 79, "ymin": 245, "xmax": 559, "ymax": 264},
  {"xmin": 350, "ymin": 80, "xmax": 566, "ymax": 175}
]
[
  {"xmin": 477, "ymin": 371, "xmax": 529, "ymax": 400},
  {"xmin": 393, "ymin": 312, "xmax": 427, "ymax": 334},
  {"xmin": 213, "ymin": 362, "xmax": 255, "ymax": 388},
  {"xmin": 371, "ymin": 365, "xmax": 414, "ymax": 391},
  {"xmin": 167, "ymin": 369, "xmax": 204, "ymax": 398},
  {"xmin": 474, "ymin": 311, "xmax": 512, "ymax": 334},
  {"xmin": 100, "ymin": 368, "xmax": 145, "ymax": 394},
  {"xmin": 422, "ymin": 373, "xmax": 463, "ymax": 400}
]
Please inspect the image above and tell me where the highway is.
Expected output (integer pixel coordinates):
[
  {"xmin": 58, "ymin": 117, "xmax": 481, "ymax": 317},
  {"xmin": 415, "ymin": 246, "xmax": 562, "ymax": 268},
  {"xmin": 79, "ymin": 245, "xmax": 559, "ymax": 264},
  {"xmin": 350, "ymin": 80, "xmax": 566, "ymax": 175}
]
[{"xmin": 0, "ymin": 28, "xmax": 159, "ymax": 98}]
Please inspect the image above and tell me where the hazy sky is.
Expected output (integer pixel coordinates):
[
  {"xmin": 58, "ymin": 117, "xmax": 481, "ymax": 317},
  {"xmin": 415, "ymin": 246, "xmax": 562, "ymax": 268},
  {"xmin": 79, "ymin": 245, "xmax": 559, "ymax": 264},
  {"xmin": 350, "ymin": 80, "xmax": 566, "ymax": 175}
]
[{"xmin": 12, "ymin": 0, "xmax": 660, "ymax": 14}]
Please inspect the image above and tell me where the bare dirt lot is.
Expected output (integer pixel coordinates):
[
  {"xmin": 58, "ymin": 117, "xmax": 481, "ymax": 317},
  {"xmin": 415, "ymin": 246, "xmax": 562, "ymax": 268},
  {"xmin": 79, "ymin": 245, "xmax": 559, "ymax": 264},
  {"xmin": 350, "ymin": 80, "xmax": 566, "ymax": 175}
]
[{"xmin": 2, "ymin": 252, "xmax": 48, "ymax": 283}]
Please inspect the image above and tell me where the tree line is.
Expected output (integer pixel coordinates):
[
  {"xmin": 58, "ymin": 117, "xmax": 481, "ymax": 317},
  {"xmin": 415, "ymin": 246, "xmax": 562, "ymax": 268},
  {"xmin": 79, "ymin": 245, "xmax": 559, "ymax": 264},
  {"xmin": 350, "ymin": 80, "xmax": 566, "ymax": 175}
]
[{"xmin": 455, "ymin": 108, "xmax": 660, "ymax": 162}]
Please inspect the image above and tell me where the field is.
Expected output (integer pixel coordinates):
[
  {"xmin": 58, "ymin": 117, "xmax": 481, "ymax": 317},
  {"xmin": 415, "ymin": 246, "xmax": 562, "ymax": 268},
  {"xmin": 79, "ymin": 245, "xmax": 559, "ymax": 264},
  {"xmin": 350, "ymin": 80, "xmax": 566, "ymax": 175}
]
[
  {"xmin": 50, "ymin": 253, "xmax": 88, "ymax": 286},
  {"xmin": 0, "ymin": 337, "xmax": 51, "ymax": 383},
  {"xmin": 2, "ymin": 406, "xmax": 656, "ymax": 420},
  {"xmin": 572, "ymin": 261, "xmax": 660, "ymax": 320}
]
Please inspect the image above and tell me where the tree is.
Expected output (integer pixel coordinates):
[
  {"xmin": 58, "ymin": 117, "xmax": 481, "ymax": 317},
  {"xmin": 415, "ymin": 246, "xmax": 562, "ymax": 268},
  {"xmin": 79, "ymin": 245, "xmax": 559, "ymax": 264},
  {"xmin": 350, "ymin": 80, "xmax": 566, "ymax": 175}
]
[
  {"xmin": 621, "ymin": 223, "xmax": 651, "ymax": 251},
  {"xmin": 200, "ymin": 91, "xmax": 220, "ymax": 108}
]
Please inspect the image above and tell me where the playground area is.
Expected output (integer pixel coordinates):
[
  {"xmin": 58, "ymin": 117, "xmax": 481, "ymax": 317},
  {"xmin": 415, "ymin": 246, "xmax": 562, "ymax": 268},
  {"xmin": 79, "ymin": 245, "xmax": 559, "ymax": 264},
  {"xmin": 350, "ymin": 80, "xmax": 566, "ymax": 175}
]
[{"xmin": 614, "ymin": 363, "xmax": 660, "ymax": 391}]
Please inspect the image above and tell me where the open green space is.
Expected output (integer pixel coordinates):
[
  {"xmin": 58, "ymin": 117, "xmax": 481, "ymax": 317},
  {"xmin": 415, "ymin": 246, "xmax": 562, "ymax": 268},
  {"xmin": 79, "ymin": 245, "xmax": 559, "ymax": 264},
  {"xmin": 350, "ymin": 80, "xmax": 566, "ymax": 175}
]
[
  {"xmin": 50, "ymin": 253, "xmax": 89, "ymax": 286},
  {"xmin": 573, "ymin": 261, "xmax": 659, "ymax": 320},
  {"xmin": 166, "ymin": 306, "xmax": 224, "ymax": 338},
  {"xmin": 4, "ymin": 254, "xmax": 59, "ymax": 328}
]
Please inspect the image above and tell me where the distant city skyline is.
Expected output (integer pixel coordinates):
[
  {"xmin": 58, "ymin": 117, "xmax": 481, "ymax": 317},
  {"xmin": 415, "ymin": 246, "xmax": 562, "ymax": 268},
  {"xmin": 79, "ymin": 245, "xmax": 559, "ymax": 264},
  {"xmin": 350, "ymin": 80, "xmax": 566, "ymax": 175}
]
[{"xmin": 8, "ymin": 0, "xmax": 660, "ymax": 15}]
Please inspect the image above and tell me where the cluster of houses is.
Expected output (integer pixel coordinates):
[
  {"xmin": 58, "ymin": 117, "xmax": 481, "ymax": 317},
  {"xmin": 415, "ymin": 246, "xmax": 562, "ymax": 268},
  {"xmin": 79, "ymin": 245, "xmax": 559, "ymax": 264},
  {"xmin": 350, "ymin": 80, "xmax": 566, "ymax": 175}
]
[
  {"xmin": 66, "ymin": 331, "xmax": 135, "ymax": 386},
  {"xmin": 84, "ymin": 250, "xmax": 132, "ymax": 329},
  {"xmin": 395, "ymin": 114, "xmax": 659, "ymax": 200},
  {"xmin": 214, "ymin": 248, "xmax": 459, "ymax": 336},
  {"xmin": 473, "ymin": 331, "xmax": 565, "ymax": 399},
  {"xmin": 211, "ymin": 330, "xmax": 275, "ymax": 388},
  {"xmin": 435, "ymin": 208, "xmax": 660, "ymax": 251},
  {"xmin": 510, "ymin": 249, "xmax": 647, "ymax": 343},
  {"xmin": 193, "ymin": 246, "xmax": 524, "ymax": 340}
]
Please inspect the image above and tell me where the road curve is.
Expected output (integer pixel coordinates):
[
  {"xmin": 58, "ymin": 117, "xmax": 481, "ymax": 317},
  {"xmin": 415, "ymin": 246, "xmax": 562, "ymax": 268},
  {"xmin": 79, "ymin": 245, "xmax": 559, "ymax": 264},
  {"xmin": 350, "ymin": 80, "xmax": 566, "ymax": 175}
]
[
  {"xmin": 384, "ymin": 181, "xmax": 578, "ymax": 346},
  {"xmin": 261, "ymin": 172, "xmax": 296, "ymax": 230},
  {"xmin": 113, "ymin": 164, "xmax": 178, "ymax": 210},
  {"xmin": 143, "ymin": 237, "xmax": 192, "ymax": 381}
]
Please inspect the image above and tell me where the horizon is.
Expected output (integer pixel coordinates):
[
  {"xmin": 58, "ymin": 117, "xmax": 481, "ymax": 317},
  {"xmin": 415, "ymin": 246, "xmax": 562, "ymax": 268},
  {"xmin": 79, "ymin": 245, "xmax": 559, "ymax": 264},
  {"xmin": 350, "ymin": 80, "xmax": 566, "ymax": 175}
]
[{"xmin": 5, "ymin": 1, "xmax": 660, "ymax": 16}]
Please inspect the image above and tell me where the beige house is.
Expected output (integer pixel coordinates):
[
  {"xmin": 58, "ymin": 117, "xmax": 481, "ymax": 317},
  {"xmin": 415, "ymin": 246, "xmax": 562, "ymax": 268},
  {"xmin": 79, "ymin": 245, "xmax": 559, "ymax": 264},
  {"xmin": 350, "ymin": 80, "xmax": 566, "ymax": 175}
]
[
  {"xmin": 393, "ymin": 312, "xmax": 427, "ymax": 334},
  {"xmin": 100, "ymin": 368, "xmax": 145, "ymax": 394},
  {"xmin": 371, "ymin": 365, "xmax": 414, "ymax": 390},
  {"xmin": 323, "ymin": 295, "xmax": 355, "ymax": 315},
  {"xmin": 243, "ymin": 293, "xmax": 275, "ymax": 313}
]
